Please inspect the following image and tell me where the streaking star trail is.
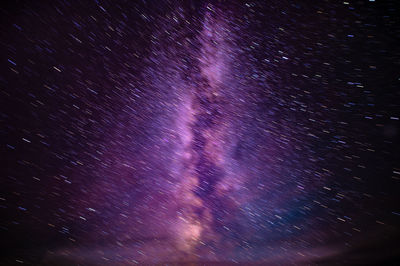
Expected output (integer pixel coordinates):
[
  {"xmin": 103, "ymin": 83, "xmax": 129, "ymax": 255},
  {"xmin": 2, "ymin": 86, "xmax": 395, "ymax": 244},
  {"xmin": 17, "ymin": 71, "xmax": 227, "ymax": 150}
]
[{"xmin": 1, "ymin": 0, "xmax": 399, "ymax": 265}]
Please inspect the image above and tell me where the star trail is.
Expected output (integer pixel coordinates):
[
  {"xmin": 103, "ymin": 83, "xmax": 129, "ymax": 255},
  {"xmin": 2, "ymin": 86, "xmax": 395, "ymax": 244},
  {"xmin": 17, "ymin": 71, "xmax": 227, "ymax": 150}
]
[{"xmin": 1, "ymin": 0, "xmax": 399, "ymax": 265}]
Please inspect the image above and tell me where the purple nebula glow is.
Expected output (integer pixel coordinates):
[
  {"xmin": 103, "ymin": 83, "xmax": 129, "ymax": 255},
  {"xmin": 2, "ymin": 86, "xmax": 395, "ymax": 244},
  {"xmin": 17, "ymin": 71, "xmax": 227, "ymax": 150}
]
[{"xmin": 1, "ymin": 1, "xmax": 399, "ymax": 265}]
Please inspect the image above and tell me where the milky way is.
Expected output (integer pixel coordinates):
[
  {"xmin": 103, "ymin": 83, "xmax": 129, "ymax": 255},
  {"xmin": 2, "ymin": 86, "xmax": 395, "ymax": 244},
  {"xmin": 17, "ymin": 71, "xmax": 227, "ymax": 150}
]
[{"xmin": 1, "ymin": 1, "xmax": 399, "ymax": 265}]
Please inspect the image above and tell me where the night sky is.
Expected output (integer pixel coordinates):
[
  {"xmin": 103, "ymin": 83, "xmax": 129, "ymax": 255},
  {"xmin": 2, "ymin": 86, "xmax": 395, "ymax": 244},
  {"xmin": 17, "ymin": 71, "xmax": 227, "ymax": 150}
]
[{"xmin": 1, "ymin": 0, "xmax": 399, "ymax": 265}]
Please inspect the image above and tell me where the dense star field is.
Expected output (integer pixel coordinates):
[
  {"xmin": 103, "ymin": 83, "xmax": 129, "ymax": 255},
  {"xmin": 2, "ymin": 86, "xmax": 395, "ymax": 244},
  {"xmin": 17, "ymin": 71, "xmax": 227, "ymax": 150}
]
[{"xmin": 1, "ymin": 0, "xmax": 399, "ymax": 264}]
